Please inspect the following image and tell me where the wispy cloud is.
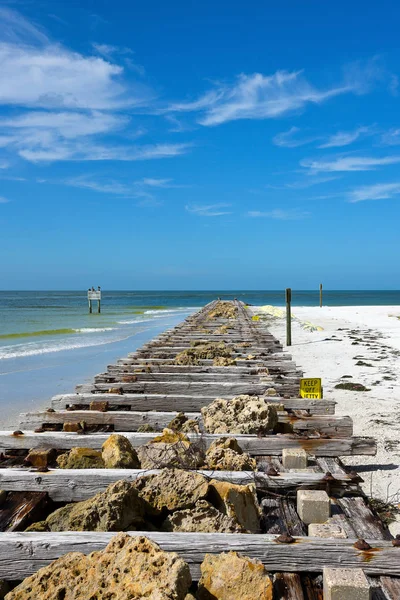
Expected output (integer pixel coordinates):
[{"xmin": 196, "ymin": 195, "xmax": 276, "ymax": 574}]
[
  {"xmin": 165, "ymin": 62, "xmax": 379, "ymax": 126},
  {"xmin": 381, "ymin": 128, "xmax": 400, "ymax": 145},
  {"xmin": 301, "ymin": 155, "xmax": 400, "ymax": 173},
  {"xmin": 185, "ymin": 203, "xmax": 232, "ymax": 216},
  {"xmin": 0, "ymin": 196, "xmax": 10, "ymax": 204},
  {"xmin": 53, "ymin": 174, "xmax": 182, "ymax": 197},
  {"xmin": 248, "ymin": 209, "xmax": 310, "ymax": 220},
  {"xmin": 318, "ymin": 126, "xmax": 373, "ymax": 148},
  {"xmin": 273, "ymin": 126, "xmax": 320, "ymax": 148},
  {"xmin": 348, "ymin": 182, "xmax": 400, "ymax": 202},
  {"xmin": 0, "ymin": 6, "xmax": 49, "ymax": 45},
  {"xmin": 0, "ymin": 160, "xmax": 9, "ymax": 169}
]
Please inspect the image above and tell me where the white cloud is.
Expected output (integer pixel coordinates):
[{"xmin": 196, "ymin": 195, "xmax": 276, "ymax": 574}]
[
  {"xmin": 18, "ymin": 142, "xmax": 191, "ymax": 163},
  {"xmin": 348, "ymin": 182, "xmax": 400, "ymax": 202},
  {"xmin": 248, "ymin": 209, "xmax": 310, "ymax": 220},
  {"xmin": 185, "ymin": 204, "xmax": 232, "ymax": 216},
  {"xmin": 0, "ymin": 111, "xmax": 128, "ymax": 138},
  {"xmin": 166, "ymin": 70, "xmax": 365, "ymax": 126},
  {"xmin": 0, "ymin": 196, "xmax": 10, "ymax": 203},
  {"xmin": 318, "ymin": 126, "xmax": 372, "ymax": 148},
  {"xmin": 0, "ymin": 42, "xmax": 150, "ymax": 110},
  {"xmin": 381, "ymin": 128, "xmax": 400, "ymax": 145},
  {"xmin": 0, "ymin": 7, "xmax": 49, "ymax": 45},
  {"xmin": 273, "ymin": 126, "xmax": 320, "ymax": 148},
  {"xmin": 301, "ymin": 155, "xmax": 400, "ymax": 173},
  {"xmin": 138, "ymin": 178, "xmax": 173, "ymax": 187},
  {"xmin": 0, "ymin": 160, "xmax": 9, "ymax": 169}
]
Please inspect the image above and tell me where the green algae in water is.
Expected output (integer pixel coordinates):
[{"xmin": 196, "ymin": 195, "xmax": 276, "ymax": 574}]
[{"xmin": 0, "ymin": 328, "xmax": 79, "ymax": 340}]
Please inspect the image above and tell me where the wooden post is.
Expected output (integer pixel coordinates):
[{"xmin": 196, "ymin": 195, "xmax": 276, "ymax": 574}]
[
  {"xmin": 88, "ymin": 299, "xmax": 92, "ymax": 314},
  {"xmin": 319, "ymin": 283, "xmax": 323, "ymax": 308},
  {"xmin": 285, "ymin": 288, "xmax": 292, "ymax": 346},
  {"xmin": 98, "ymin": 299, "xmax": 101, "ymax": 314}
]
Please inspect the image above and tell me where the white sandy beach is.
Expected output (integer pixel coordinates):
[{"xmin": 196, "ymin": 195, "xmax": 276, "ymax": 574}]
[{"xmin": 252, "ymin": 304, "xmax": 400, "ymax": 530}]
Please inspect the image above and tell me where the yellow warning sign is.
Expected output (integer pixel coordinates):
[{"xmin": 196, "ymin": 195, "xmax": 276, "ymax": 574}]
[{"xmin": 300, "ymin": 378, "xmax": 323, "ymax": 399}]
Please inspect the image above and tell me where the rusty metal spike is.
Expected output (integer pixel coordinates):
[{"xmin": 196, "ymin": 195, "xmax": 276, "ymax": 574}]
[
  {"xmin": 354, "ymin": 539, "xmax": 371, "ymax": 550},
  {"xmin": 276, "ymin": 534, "xmax": 296, "ymax": 544}
]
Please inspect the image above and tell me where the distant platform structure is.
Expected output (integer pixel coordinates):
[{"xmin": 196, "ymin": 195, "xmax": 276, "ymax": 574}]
[{"xmin": 88, "ymin": 290, "xmax": 101, "ymax": 313}]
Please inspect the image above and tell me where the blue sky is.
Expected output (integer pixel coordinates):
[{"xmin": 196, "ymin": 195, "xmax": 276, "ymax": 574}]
[{"xmin": 1, "ymin": 0, "xmax": 400, "ymax": 290}]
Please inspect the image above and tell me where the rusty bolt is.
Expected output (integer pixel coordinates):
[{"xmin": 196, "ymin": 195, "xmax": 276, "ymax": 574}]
[
  {"xmin": 276, "ymin": 534, "xmax": 296, "ymax": 544},
  {"xmin": 12, "ymin": 430, "xmax": 23, "ymax": 436},
  {"xmin": 354, "ymin": 539, "xmax": 371, "ymax": 550}
]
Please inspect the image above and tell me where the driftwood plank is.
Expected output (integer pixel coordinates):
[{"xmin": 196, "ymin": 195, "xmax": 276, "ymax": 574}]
[
  {"xmin": 0, "ymin": 468, "xmax": 357, "ymax": 502},
  {"xmin": 0, "ymin": 431, "xmax": 376, "ymax": 456},
  {"xmin": 0, "ymin": 532, "xmax": 398, "ymax": 580},
  {"xmin": 51, "ymin": 393, "xmax": 335, "ymax": 414},
  {"xmin": 19, "ymin": 410, "xmax": 353, "ymax": 437}
]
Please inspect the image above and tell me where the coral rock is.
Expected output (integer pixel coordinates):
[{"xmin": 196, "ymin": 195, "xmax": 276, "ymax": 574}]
[
  {"xmin": 213, "ymin": 357, "xmax": 237, "ymax": 366},
  {"xmin": 197, "ymin": 551, "xmax": 273, "ymax": 600},
  {"xmin": 174, "ymin": 342, "xmax": 232, "ymax": 366},
  {"xmin": 137, "ymin": 429, "xmax": 204, "ymax": 469},
  {"xmin": 38, "ymin": 480, "xmax": 145, "ymax": 532},
  {"xmin": 56, "ymin": 447, "xmax": 104, "ymax": 469},
  {"xmin": 205, "ymin": 437, "xmax": 256, "ymax": 471},
  {"xmin": 134, "ymin": 468, "xmax": 209, "ymax": 516},
  {"xmin": 163, "ymin": 500, "xmax": 245, "ymax": 533},
  {"xmin": 6, "ymin": 533, "xmax": 191, "ymax": 600},
  {"xmin": 207, "ymin": 480, "xmax": 261, "ymax": 533},
  {"xmin": 102, "ymin": 434, "xmax": 140, "ymax": 469},
  {"xmin": 201, "ymin": 395, "xmax": 278, "ymax": 434}
]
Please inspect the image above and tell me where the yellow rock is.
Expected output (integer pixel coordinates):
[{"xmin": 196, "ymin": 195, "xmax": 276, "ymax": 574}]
[
  {"xmin": 197, "ymin": 551, "xmax": 273, "ymax": 600},
  {"xmin": 6, "ymin": 534, "xmax": 191, "ymax": 599},
  {"xmin": 207, "ymin": 480, "xmax": 261, "ymax": 533},
  {"xmin": 102, "ymin": 434, "xmax": 140, "ymax": 469},
  {"xmin": 57, "ymin": 448, "xmax": 104, "ymax": 469}
]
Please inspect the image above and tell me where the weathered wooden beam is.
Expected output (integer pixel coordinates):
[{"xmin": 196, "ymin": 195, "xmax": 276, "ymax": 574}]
[
  {"xmin": 0, "ymin": 532, "xmax": 397, "ymax": 580},
  {"xmin": 51, "ymin": 393, "xmax": 336, "ymax": 414},
  {"xmin": 0, "ymin": 431, "xmax": 376, "ymax": 456},
  {"xmin": 19, "ymin": 410, "xmax": 353, "ymax": 437},
  {"xmin": 75, "ymin": 381, "xmax": 297, "ymax": 396},
  {"xmin": 0, "ymin": 468, "xmax": 358, "ymax": 502}
]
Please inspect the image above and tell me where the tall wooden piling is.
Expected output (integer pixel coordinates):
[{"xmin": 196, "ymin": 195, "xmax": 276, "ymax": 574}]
[
  {"xmin": 319, "ymin": 283, "xmax": 323, "ymax": 308},
  {"xmin": 285, "ymin": 288, "xmax": 292, "ymax": 346}
]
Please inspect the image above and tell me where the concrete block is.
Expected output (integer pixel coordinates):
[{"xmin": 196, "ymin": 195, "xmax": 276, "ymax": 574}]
[
  {"xmin": 308, "ymin": 520, "xmax": 347, "ymax": 538},
  {"xmin": 297, "ymin": 489, "xmax": 330, "ymax": 524},
  {"xmin": 282, "ymin": 448, "xmax": 308, "ymax": 469},
  {"xmin": 323, "ymin": 568, "xmax": 371, "ymax": 600}
]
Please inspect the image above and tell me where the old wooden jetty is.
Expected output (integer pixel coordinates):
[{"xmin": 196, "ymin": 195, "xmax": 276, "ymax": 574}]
[{"xmin": 0, "ymin": 300, "xmax": 399, "ymax": 598}]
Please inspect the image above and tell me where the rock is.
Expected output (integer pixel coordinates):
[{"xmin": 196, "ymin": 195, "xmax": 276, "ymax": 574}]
[
  {"xmin": 137, "ymin": 424, "xmax": 157, "ymax": 432},
  {"xmin": 57, "ymin": 447, "xmax": 104, "ymax": 469},
  {"xmin": 134, "ymin": 468, "xmax": 209, "ymax": 516},
  {"xmin": 207, "ymin": 301, "xmax": 238, "ymax": 320},
  {"xmin": 137, "ymin": 429, "xmax": 204, "ymax": 469},
  {"xmin": 6, "ymin": 533, "xmax": 191, "ymax": 600},
  {"xmin": 213, "ymin": 357, "xmax": 237, "ymax": 366},
  {"xmin": 36, "ymin": 480, "xmax": 146, "ymax": 532},
  {"xmin": 25, "ymin": 520, "xmax": 49, "ymax": 532},
  {"xmin": 167, "ymin": 412, "xmax": 190, "ymax": 431},
  {"xmin": 174, "ymin": 342, "xmax": 232, "ymax": 366},
  {"xmin": 89, "ymin": 400, "xmax": 109, "ymax": 411},
  {"xmin": 197, "ymin": 551, "xmax": 273, "ymax": 600},
  {"xmin": 25, "ymin": 448, "xmax": 56, "ymax": 468},
  {"xmin": 201, "ymin": 395, "xmax": 278, "ymax": 434},
  {"xmin": 205, "ymin": 437, "xmax": 256, "ymax": 471},
  {"xmin": 63, "ymin": 422, "xmax": 82, "ymax": 432},
  {"xmin": 102, "ymin": 434, "xmax": 140, "ymax": 468},
  {"xmin": 163, "ymin": 500, "xmax": 245, "ymax": 533},
  {"xmin": 181, "ymin": 419, "xmax": 200, "ymax": 433},
  {"xmin": 207, "ymin": 480, "xmax": 261, "ymax": 533}
]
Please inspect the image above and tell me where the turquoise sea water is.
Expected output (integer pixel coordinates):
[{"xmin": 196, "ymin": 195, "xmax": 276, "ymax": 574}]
[
  {"xmin": 0, "ymin": 290, "xmax": 399, "ymax": 426},
  {"xmin": 1, "ymin": 290, "xmax": 400, "ymax": 360}
]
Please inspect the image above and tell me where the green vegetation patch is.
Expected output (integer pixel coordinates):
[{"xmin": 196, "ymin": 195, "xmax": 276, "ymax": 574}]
[{"xmin": 334, "ymin": 382, "xmax": 371, "ymax": 391}]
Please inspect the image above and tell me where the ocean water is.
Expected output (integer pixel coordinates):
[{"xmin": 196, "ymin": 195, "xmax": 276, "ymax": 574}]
[
  {"xmin": 1, "ymin": 290, "xmax": 400, "ymax": 361},
  {"xmin": 0, "ymin": 289, "xmax": 399, "ymax": 426}
]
